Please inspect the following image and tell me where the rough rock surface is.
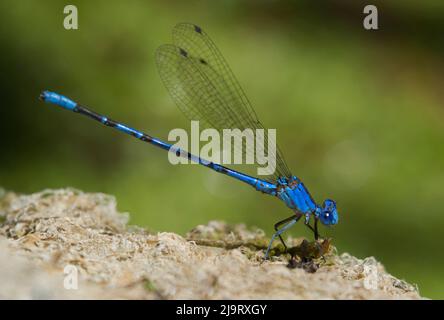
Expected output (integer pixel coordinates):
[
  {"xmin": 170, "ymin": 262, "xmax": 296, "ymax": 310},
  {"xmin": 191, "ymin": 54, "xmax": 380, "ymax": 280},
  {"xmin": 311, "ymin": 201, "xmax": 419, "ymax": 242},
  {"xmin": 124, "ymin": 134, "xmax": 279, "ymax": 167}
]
[{"xmin": 0, "ymin": 188, "xmax": 421, "ymax": 299}]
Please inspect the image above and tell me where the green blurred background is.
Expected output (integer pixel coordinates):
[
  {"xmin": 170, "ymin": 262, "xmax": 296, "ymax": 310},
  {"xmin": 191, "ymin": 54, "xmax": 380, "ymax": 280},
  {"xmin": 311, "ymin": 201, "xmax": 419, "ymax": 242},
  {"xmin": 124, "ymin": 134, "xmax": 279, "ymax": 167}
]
[{"xmin": 1, "ymin": 0, "xmax": 443, "ymax": 298}]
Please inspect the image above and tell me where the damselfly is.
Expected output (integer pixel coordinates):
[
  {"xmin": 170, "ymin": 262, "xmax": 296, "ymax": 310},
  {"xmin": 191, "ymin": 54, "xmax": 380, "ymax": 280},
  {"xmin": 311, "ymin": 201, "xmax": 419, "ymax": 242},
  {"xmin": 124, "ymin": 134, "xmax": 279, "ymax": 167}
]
[{"xmin": 40, "ymin": 23, "xmax": 338, "ymax": 259}]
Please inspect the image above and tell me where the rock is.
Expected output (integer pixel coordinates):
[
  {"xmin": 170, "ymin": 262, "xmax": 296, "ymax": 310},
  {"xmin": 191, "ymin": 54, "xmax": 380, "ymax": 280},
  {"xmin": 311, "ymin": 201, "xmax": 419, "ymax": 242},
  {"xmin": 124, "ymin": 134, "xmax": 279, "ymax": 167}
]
[{"xmin": 0, "ymin": 188, "xmax": 421, "ymax": 299}]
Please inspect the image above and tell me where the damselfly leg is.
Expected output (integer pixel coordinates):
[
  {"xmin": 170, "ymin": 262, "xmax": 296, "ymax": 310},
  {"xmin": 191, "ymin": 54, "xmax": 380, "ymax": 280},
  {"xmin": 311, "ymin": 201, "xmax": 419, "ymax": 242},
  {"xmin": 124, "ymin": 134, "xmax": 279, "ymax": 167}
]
[
  {"xmin": 267, "ymin": 215, "xmax": 321, "ymax": 259},
  {"xmin": 274, "ymin": 215, "xmax": 299, "ymax": 252},
  {"xmin": 304, "ymin": 218, "xmax": 321, "ymax": 240},
  {"xmin": 265, "ymin": 216, "xmax": 301, "ymax": 259}
]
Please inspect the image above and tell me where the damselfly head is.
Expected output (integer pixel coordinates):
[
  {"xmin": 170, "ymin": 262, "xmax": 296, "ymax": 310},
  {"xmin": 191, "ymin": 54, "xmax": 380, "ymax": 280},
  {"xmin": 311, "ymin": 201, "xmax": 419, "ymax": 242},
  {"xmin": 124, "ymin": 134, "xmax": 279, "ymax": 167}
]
[{"xmin": 319, "ymin": 199, "xmax": 338, "ymax": 226}]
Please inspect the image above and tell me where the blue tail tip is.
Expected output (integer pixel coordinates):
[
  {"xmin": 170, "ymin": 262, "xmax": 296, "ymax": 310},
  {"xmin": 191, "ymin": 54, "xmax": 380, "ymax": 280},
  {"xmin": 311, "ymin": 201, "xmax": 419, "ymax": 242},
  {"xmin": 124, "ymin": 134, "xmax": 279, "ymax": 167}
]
[
  {"xmin": 39, "ymin": 90, "xmax": 50, "ymax": 101},
  {"xmin": 39, "ymin": 91, "xmax": 77, "ymax": 111}
]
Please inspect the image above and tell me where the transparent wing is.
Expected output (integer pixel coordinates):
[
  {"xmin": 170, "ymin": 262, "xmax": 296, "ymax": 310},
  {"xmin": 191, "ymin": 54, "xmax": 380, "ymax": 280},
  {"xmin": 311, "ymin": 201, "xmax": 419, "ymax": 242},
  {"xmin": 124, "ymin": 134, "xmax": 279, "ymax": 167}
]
[{"xmin": 156, "ymin": 23, "xmax": 292, "ymax": 181}]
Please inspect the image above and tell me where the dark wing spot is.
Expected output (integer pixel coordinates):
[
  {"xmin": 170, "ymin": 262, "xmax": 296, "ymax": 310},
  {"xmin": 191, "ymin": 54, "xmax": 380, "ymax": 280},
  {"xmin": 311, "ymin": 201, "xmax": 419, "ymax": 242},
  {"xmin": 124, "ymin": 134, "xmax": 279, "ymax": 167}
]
[
  {"xmin": 176, "ymin": 149, "xmax": 181, "ymax": 157},
  {"xmin": 179, "ymin": 48, "xmax": 188, "ymax": 57},
  {"xmin": 194, "ymin": 25, "xmax": 202, "ymax": 34},
  {"xmin": 199, "ymin": 58, "xmax": 207, "ymax": 65}
]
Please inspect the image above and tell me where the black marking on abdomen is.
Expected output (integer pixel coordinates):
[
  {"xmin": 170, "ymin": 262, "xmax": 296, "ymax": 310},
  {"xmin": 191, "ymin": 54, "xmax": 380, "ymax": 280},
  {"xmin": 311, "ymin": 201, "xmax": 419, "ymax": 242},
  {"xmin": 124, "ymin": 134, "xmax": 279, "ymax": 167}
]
[
  {"xmin": 104, "ymin": 118, "xmax": 119, "ymax": 129},
  {"xmin": 219, "ymin": 166, "xmax": 229, "ymax": 174},
  {"xmin": 140, "ymin": 135, "xmax": 152, "ymax": 142},
  {"xmin": 76, "ymin": 105, "xmax": 103, "ymax": 122}
]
